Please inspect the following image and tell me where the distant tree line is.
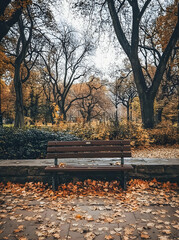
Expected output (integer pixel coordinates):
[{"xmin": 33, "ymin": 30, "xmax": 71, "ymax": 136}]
[{"xmin": 0, "ymin": 0, "xmax": 178, "ymax": 129}]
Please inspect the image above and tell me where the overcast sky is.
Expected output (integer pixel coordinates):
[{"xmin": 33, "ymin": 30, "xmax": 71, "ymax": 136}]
[{"xmin": 53, "ymin": 1, "xmax": 124, "ymax": 80}]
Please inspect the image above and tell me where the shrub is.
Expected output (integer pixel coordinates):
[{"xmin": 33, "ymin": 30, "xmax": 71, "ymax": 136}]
[
  {"xmin": 148, "ymin": 121, "xmax": 179, "ymax": 145},
  {"xmin": 65, "ymin": 121, "xmax": 152, "ymax": 147},
  {"xmin": 69, "ymin": 122, "xmax": 110, "ymax": 140},
  {"xmin": 0, "ymin": 127, "xmax": 79, "ymax": 159},
  {"xmin": 109, "ymin": 120, "xmax": 152, "ymax": 147}
]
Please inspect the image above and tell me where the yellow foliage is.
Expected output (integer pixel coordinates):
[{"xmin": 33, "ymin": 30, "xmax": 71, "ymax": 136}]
[
  {"xmin": 156, "ymin": 0, "xmax": 178, "ymax": 51},
  {"xmin": 0, "ymin": 0, "xmax": 32, "ymax": 21},
  {"xmin": 40, "ymin": 119, "xmax": 178, "ymax": 147}
]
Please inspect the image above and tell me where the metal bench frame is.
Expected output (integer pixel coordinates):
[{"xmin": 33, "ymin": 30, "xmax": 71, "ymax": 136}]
[{"xmin": 45, "ymin": 140, "xmax": 133, "ymax": 191}]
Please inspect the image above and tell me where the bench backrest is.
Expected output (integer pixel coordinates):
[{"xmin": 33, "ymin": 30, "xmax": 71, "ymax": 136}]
[{"xmin": 46, "ymin": 140, "xmax": 131, "ymax": 160}]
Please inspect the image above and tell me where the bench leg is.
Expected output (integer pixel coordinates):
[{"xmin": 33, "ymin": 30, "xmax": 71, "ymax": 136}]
[
  {"xmin": 121, "ymin": 172, "xmax": 127, "ymax": 190},
  {"xmin": 52, "ymin": 174, "xmax": 58, "ymax": 191}
]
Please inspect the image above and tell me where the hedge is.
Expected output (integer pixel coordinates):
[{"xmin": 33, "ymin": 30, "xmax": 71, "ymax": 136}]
[{"xmin": 0, "ymin": 127, "xmax": 79, "ymax": 159}]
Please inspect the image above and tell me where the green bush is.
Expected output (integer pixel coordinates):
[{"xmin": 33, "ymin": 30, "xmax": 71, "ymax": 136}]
[{"xmin": 0, "ymin": 127, "xmax": 79, "ymax": 159}]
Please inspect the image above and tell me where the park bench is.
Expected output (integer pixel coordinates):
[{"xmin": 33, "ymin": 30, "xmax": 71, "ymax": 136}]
[{"xmin": 45, "ymin": 140, "xmax": 133, "ymax": 191}]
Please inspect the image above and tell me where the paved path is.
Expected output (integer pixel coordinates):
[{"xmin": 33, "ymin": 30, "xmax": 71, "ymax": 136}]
[
  {"xmin": 0, "ymin": 181, "xmax": 178, "ymax": 240},
  {"xmin": 0, "ymin": 158, "xmax": 179, "ymax": 166}
]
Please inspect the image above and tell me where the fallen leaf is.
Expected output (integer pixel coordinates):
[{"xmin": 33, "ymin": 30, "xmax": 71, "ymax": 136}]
[
  {"xmin": 162, "ymin": 230, "xmax": 171, "ymax": 235},
  {"xmin": 53, "ymin": 233, "xmax": 61, "ymax": 238},
  {"xmin": 146, "ymin": 223, "xmax": 155, "ymax": 229},
  {"xmin": 156, "ymin": 225, "xmax": 163, "ymax": 230},
  {"xmin": 84, "ymin": 232, "xmax": 95, "ymax": 240},
  {"xmin": 141, "ymin": 232, "xmax": 150, "ymax": 239},
  {"xmin": 105, "ymin": 217, "xmax": 113, "ymax": 223},
  {"xmin": 172, "ymin": 224, "xmax": 179, "ymax": 230},
  {"xmin": 105, "ymin": 235, "xmax": 114, "ymax": 240},
  {"xmin": 114, "ymin": 228, "xmax": 122, "ymax": 233},
  {"xmin": 158, "ymin": 236, "xmax": 169, "ymax": 240},
  {"xmin": 85, "ymin": 215, "xmax": 94, "ymax": 221}
]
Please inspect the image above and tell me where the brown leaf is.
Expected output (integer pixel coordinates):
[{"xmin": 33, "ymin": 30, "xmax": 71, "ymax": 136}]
[
  {"xmin": 162, "ymin": 230, "xmax": 171, "ymax": 235},
  {"xmin": 85, "ymin": 215, "xmax": 94, "ymax": 221},
  {"xmin": 84, "ymin": 232, "xmax": 95, "ymax": 240},
  {"xmin": 75, "ymin": 214, "xmax": 83, "ymax": 219},
  {"xmin": 105, "ymin": 235, "xmax": 114, "ymax": 240},
  {"xmin": 172, "ymin": 224, "xmax": 179, "ymax": 230},
  {"xmin": 53, "ymin": 233, "xmax": 61, "ymax": 238},
  {"xmin": 141, "ymin": 232, "xmax": 150, "ymax": 239}
]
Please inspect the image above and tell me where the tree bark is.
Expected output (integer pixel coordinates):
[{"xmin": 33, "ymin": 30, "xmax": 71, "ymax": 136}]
[
  {"xmin": 139, "ymin": 95, "xmax": 154, "ymax": 129},
  {"xmin": 127, "ymin": 103, "xmax": 129, "ymax": 122},
  {"xmin": 0, "ymin": 78, "xmax": 3, "ymax": 126},
  {"xmin": 60, "ymin": 107, "xmax": 67, "ymax": 121},
  {"xmin": 130, "ymin": 101, "xmax": 132, "ymax": 121},
  {"xmin": 155, "ymin": 107, "xmax": 163, "ymax": 124},
  {"xmin": 14, "ymin": 64, "xmax": 24, "ymax": 128},
  {"xmin": 107, "ymin": 0, "xmax": 179, "ymax": 129}
]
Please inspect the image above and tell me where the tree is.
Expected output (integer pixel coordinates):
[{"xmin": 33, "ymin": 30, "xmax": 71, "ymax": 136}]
[
  {"xmin": 71, "ymin": 77, "xmax": 109, "ymax": 123},
  {"xmin": 40, "ymin": 27, "xmax": 93, "ymax": 121},
  {"xmin": 74, "ymin": 0, "xmax": 179, "ymax": 128},
  {"xmin": 0, "ymin": 0, "xmax": 31, "ymax": 42},
  {"xmin": 115, "ymin": 76, "xmax": 137, "ymax": 122},
  {"xmin": 2, "ymin": 1, "xmax": 54, "ymax": 127},
  {"xmin": 40, "ymin": 79, "xmax": 56, "ymax": 125},
  {"xmin": 13, "ymin": 10, "xmax": 33, "ymax": 127},
  {"xmin": 0, "ymin": 45, "xmax": 12, "ymax": 126},
  {"xmin": 154, "ymin": 0, "xmax": 179, "ymax": 124}
]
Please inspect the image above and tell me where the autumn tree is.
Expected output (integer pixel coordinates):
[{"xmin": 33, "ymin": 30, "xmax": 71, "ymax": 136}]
[
  {"xmin": 0, "ymin": 0, "xmax": 32, "ymax": 42},
  {"xmin": 74, "ymin": 0, "xmax": 179, "ymax": 128},
  {"xmin": 71, "ymin": 77, "xmax": 109, "ymax": 123},
  {"xmin": 40, "ymin": 78, "xmax": 56, "ymax": 125},
  {"xmin": 0, "ymin": 45, "xmax": 12, "ymax": 126},
  {"xmin": 154, "ymin": 1, "xmax": 179, "ymax": 124},
  {"xmin": 114, "ymin": 76, "xmax": 137, "ymax": 122},
  {"xmin": 2, "ymin": 1, "xmax": 54, "ymax": 127},
  {"xmin": 40, "ymin": 27, "xmax": 94, "ymax": 121}
]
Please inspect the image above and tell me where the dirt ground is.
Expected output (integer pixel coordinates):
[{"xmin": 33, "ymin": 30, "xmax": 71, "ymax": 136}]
[{"xmin": 132, "ymin": 145, "xmax": 179, "ymax": 159}]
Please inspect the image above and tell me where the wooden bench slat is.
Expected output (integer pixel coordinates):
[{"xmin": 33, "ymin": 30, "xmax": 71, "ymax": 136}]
[
  {"xmin": 45, "ymin": 139, "xmax": 132, "ymax": 191},
  {"xmin": 46, "ymin": 151, "xmax": 131, "ymax": 159},
  {"xmin": 47, "ymin": 145, "xmax": 131, "ymax": 153},
  {"xmin": 45, "ymin": 164, "xmax": 133, "ymax": 172},
  {"xmin": 48, "ymin": 140, "xmax": 130, "ymax": 146}
]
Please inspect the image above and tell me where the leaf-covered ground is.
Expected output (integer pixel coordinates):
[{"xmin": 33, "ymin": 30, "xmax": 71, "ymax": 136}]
[
  {"xmin": 132, "ymin": 145, "xmax": 179, "ymax": 159},
  {"xmin": 0, "ymin": 179, "xmax": 178, "ymax": 240},
  {"xmin": 0, "ymin": 179, "xmax": 179, "ymax": 240}
]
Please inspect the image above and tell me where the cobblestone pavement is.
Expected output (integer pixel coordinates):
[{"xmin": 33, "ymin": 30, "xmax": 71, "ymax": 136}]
[{"xmin": 0, "ymin": 180, "xmax": 179, "ymax": 240}]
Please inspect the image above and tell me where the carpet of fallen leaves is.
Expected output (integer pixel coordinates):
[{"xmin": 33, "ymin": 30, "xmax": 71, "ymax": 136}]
[
  {"xmin": 132, "ymin": 145, "xmax": 179, "ymax": 159},
  {"xmin": 0, "ymin": 179, "xmax": 179, "ymax": 240}
]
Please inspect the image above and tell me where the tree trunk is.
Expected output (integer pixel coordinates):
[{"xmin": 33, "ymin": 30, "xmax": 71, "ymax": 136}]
[
  {"xmin": 61, "ymin": 108, "xmax": 67, "ymax": 121},
  {"xmin": 107, "ymin": 0, "xmax": 179, "ymax": 129},
  {"xmin": 0, "ymin": 78, "xmax": 3, "ymax": 126},
  {"xmin": 130, "ymin": 101, "xmax": 132, "ymax": 121},
  {"xmin": 127, "ymin": 103, "xmax": 129, "ymax": 122},
  {"xmin": 14, "ymin": 65, "xmax": 24, "ymax": 128},
  {"xmin": 87, "ymin": 109, "xmax": 91, "ymax": 122},
  {"xmin": 139, "ymin": 95, "xmax": 154, "ymax": 129},
  {"xmin": 115, "ymin": 106, "xmax": 119, "ymax": 126},
  {"xmin": 177, "ymin": 85, "xmax": 179, "ymax": 134},
  {"xmin": 155, "ymin": 107, "xmax": 163, "ymax": 124}
]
